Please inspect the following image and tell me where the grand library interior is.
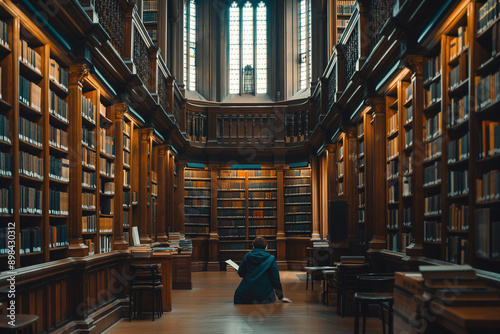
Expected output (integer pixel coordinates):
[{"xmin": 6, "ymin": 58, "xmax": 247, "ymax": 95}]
[{"xmin": 0, "ymin": 0, "xmax": 500, "ymax": 333}]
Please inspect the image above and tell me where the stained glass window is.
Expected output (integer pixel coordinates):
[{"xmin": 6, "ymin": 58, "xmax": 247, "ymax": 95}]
[
  {"xmin": 228, "ymin": 1, "xmax": 267, "ymax": 95},
  {"xmin": 183, "ymin": 0, "xmax": 196, "ymax": 91}
]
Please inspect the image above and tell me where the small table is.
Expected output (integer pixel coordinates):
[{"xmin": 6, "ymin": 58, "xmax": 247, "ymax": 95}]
[
  {"xmin": 304, "ymin": 266, "xmax": 336, "ymax": 291},
  {"xmin": 0, "ymin": 314, "xmax": 39, "ymax": 334}
]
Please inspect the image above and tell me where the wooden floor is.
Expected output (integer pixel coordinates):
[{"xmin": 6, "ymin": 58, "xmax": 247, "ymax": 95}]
[{"xmin": 105, "ymin": 270, "xmax": 383, "ymax": 334}]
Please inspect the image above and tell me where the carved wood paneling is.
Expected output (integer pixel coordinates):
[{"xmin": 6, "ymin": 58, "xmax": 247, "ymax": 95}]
[
  {"xmin": 327, "ymin": 64, "xmax": 337, "ymax": 112},
  {"xmin": 285, "ymin": 110, "xmax": 310, "ymax": 142},
  {"xmin": 217, "ymin": 113, "xmax": 276, "ymax": 145},
  {"xmin": 158, "ymin": 74, "xmax": 169, "ymax": 113},
  {"xmin": 368, "ymin": 0, "xmax": 397, "ymax": 51},
  {"xmin": 133, "ymin": 28, "xmax": 151, "ymax": 88},
  {"xmin": 344, "ymin": 26, "xmax": 358, "ymax": 87},
  {"xmin": 95, "ymin": 0, "xmax": 125, "ymax": 55},
  {"xmin": 173, "ymin": 97, "xmax": 181, "ymax": 128}
]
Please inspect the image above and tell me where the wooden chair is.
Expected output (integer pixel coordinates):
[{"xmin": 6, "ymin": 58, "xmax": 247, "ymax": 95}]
[
  {"xmin": 354, "ymin": 273, "xmax": 395, "ymax": 334},
  {"xmin": 334, "ymin": 263, "xmax": 370, "ymax": 317},
  {"xmin": 129, "ymin": 263, "xmax": 163, "ymax": 321}
]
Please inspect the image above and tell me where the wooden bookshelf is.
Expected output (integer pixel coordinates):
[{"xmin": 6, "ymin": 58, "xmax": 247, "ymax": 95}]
[
  {"xmin": 357, "ymin": 117, "xmax": 366, "ymax": 245},
  {"xmin": 184, "ymin": 167, "xmax": 211, "ymax": 238},
  {"xmin": 284, "ymin": 167, "xmax": 311, "ymax": 237}
]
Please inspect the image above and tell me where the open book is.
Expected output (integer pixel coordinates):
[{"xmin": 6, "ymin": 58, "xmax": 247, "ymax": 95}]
[{"xmin": 225, "ymin": 259, "xmax": 239, "ymax": 271}]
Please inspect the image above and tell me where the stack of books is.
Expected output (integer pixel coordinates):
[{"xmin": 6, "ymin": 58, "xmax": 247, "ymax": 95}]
[{"xmin": 130, "ymin": 245, "xmax": 152, "ymax": 258}]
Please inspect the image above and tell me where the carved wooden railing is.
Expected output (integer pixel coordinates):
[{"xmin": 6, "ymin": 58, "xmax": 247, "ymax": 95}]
[
  {"xmin": 186, "ymin": 109, "xmax": 207, "ymax": 143},
  {"xmin": 93, "ymin": 0, "xmax": 126, "ymax": 56},
  {"xmin": 217, "ymin": 112, "xmax": 276, "ymax": 145},
  {"xmin": 285, "ymin": 109, "xmax": 310, "ymax": 143},
  {"xmin": 367, "ymin": 0, "xmax": 398, "ymax": 51},
  {"xmin": 340, "ymin": 8, "xmax": 360, "ymax": 88}
]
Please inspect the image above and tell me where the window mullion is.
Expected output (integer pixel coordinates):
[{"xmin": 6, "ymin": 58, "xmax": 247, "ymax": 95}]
[
  {"xmin": 240, "ymin": 5, "xmax": 243, "ymax": 95},
  {"xmin": 253, "ymin": 3, "xmax": 257, "ymax": 95}
]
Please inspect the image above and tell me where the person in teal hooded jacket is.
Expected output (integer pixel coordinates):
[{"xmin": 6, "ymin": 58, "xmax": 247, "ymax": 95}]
[{"xmin": 234, "ymin": 237, "xmax": 292, "ymax": 304}]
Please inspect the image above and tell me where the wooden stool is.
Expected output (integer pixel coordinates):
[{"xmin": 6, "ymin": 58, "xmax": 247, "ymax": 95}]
[
  {"xmin": 354, "ymin": 292, "xmax": 393, "ymax": 334},
  {"xmin": 0, "ymin": 314, "xmax": 38, "ymax": 334},
  {"xmin": 304, "ymin": 266, "xmax": 336, "ymax": 291}
]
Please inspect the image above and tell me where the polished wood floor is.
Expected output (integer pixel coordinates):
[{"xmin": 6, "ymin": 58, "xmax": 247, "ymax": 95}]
[{"xmin": 105, "ymin": 270, "xmax": 383, "ymax": 334}]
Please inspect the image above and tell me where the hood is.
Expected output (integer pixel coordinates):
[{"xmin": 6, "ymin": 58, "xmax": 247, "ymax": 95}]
[{"xmin": 246, "ymin": 248, "xmax": 271, "ymax": 265}]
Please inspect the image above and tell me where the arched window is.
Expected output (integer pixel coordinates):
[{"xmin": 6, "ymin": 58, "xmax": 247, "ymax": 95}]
[
  {"xmin": 229, "ymin": 1, "xmax": 267, "ymax": 95},
  {"xmin": 183, "ymin": 0, "xmax": 196, "ymax": 91},
  {"xmin": 298, "ymin": 0, "xmax": 311, "ymax": 90}
]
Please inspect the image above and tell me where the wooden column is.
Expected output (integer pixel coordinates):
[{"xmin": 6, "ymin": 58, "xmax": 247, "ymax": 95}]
[
  {"xmin": 319, "ymin": 152, "xmax": 329, "ymax": 239},
  {"xmin": 344, "ymin": 127, "xmax": 359, "ymax": 243},
  {"xmin": 156, "ymin": 144, "xmax": 168, "ymax": 242},
  {"xmin": 166, "ymin": 149, "xmax": 175, "ymax": 235},
  {"xmin": 364, "ymin": 112, "xmax": 375, "ymax": 248},
  {"xmin": 68, "ymin": 65, "xmax": 90, "ymax": 257},
  {"xmin": 368, "ymin": 98, "xmax": 387, "ymax": 251},
  {"xmin": 405, "ymin": 56, "xmax": 425, "ymax": 257},
  {"xmin": 328, "ymin": 0, "xmax": 336, "ymax": 57},
  {"xmin": 112, "ymin": 103, "xmax": 128, "ymax": 250},
  {"xmin": 310, "ymin": 156, "xmax": 321, "ymax": 240},
  {"xmin": 276, "ymin": 166, "xmax": 286, "ymax": 265},
  {"xmin": 207, "ymin": 166, "xmax": 219, "ymax": 271},
  {"xmin": 174, "ymin": 159, "xmax": 186, "ymax": 234},
  {"xmin": 139, "ymin": 127, "xmax": 153, "ymax": 244}
]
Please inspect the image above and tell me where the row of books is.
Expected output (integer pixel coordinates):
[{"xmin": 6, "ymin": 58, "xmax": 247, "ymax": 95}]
[
  {"xmin": 218, "ymin": 229, "xmax": 246, "ymax": 238},
  {"xmin": 82, "ymin": 171, "xmax": 96, "ymax": 188},
  {"xmin": 424, "ymin": 193, "xmax": 442, "ymax": 216},
  {"xmin": 123, "ymin": 121, "xmax": 131, "ymax": 136},
  {"xmin": 249, "ymin": 200, "xmax": 276, "ymax": 208},
  {"xmin": 423, "ymin": 161, "xmax": 441, "ymax": 187},
  {"xmin": 285, "ymin": 169, "xmax": 310, "ymax": 178},
  {"xmin": 100, "ymin": 129, "xmax": 115, "ymax": 157},
  {"xmin": 19, "ymin": 39, "xmax": 42, "ymax": 74},
  {"xmin": 423, "ymin": 55, "xmax": 441, "ymax": 83},
  {"xmin": 82, "ymin": 127, "xmax": 95, "ymax": 148},
  {"xmin": 404, "ymin": 155, "xmax": 413, "ymax": 175},
  {"xmin": 249, "ymin": 192, "xmax": 276, "ymax": 200},
  {"xmin": 449, "ymin": 204, "xmax": 469, "ymax": 231},
  {"xmin": 403, "ymin": 176, "xmax": 412, "ymax": 196},
  {"xmin": 337, "ymin": 181, "xmax": 344, "ymax": 195},
  {"xmin": 185, "ymin": 226, "xmax": 209, "ymax": 236},
  {"xmin": 20, "ymin": 185, "xmax": 42, "ymax": 214},
  {"xmin": 123, "ymin": 192, "xmax": 131, "ymax": 208},
  {"xmin": 19, "ymin": 151, "xmax": 43, "ymax": 180},
  {"xmin": 185, "ymin": 207, "xmax": 210, "ymax": 216},
  {"xmin": 185, "ymin": 180, "xmax": 210, "ymax": 188},
  {"xmin": 358, "ymin": 171, "xmax": 364, "ymax": 187},
  {"xmin": 82, "ymin": 95, "xmax": 96, "ymax": 123},
  {"xmin": 476, "ymin": 208, "xmax": 500, "ymax": 259},
  {"xmin": 19, "ymin": 227, "xmax": 42, "ymax": 254},
  {"xmin": 219, "ymin": 170, "xmax": 245, "ymax": 178},
  {"xmin": 401, "ymin": 232, "xmax": 412, "ymax": 253},
  {"xmin": 186, "ymin": 189, "xmax": 211, "ymax": 199},
  {"xmin": 337, "ymin": 160, "xmax": 344, "ymax": 177},
  {"xmin": 123, "ymin": 210, "xmax": 130, "ymax": 228},
  {"xmin": 476, "ymin": 169, "xmax": 500, "ymax": 203},
  {"xmin": 405, "ymin": 82, "xmax": 413, "ymax": 102},
  {"xmin": 0, "ymin": 114, "xmax": 10, "ymax": 143},
  {"xmin": 284, "ymin": 196, "xmax": 311, "ymax": 204},
  {"xmin": 424, "ymin": 81, "xmax": 441, "ymax": 108},
  {"xmin": 424, "ymin": 111, "xmax": 442, "ymax": 141},
  {"xmin": 99, "ymin": 235, "xmax": 112, "ymax": 253},
  {"xmin": 249, "ymin": 209, "xmax": 276, "ymax": 218},
  {"xmin": 99, "ymin": 102, "xmax": 106, "ymax": 119},
  {"xmin": 218, "ymin": 181, "xmax": 244, "ymax": 190},
  {"xmin": 285, "ymin": 204, "xmax": 311, "ymax": 214},
  {"xmin": 424, "ymin": 220, "xmax": 441, "ymax": 242},
  {"xmin": 218, "ymin": 200, "xmax": 244, "ymax": 208},
  {"xmin": 490, "ymin": 20, "xmax": 500, "ymax": 57},
  {"xmin": 123, "ymin": 151, "xmax": 130, "ymax": 166},
  {"xmin": 477, "ymin": 0, "xmax": 500, "ymax": 34},
  {"xmin": 284, "ymin": 186, "xmax": 311, "ymax": 195},
  {"xmin": 449, "ymin": 26, "xmax": 468, "ymax": 61},
  {"xmin": 359, "ymin": 209, "xmax": 365, "ymax": 223},
  {"xmin": 185, "ymin": 169, "xmax": 210, "ymax": 179},
  {"xmin": 424, "ymin": 136, "xmax": 442, "ymax": 161},
  {"xmin": 49, "ymin": 225, "xmax": 69, "ymax": 248},
  {"xmin": 475, "ymin": 71, "xmax": 500, "ymax": 110},
  {"xmin": 19, "ymin": 76, "xmax": 42, "ymax": 111},
  {"xmin": 387, "ymin": 208, "xmax": 398, "ymax": 228},
  {"xmin": 49, "ymin": 125, "xmax": 68, "ymax": 150},
  {"xmin": 49, "ymin": 59, "xmax": 68, "ymax": 90},
  {"xmin": 123, "ymin": 169, "xmax": 131, "ymax": 187},
  {"xmin": 185, "ymin": 198, "xmax": 210, "ymax": 207},
  {"xmin": 405, "ymin": 105, "xmax": 413, "ymax": 124},
  {"xmin": 446, "ymin": 236, "xmax": 468, "ymax": 265},
  {"xmin": 448, "ymin": 95, "xmax": 469, "ymax": 128},
  {"xmin": 405, "ymin": 129, "xmax": 413, "ymax": 148},
  {"xmin": 49, "ymin": 189, "xmax": 68, "ymax": 216},
  {"xmin": 337, "ymin": 1, "xmax": 356, "ymax": 15},
  {"xmin": 82, "ymin": 192, "xmax": 96, "ymax": 210},
  {"xmin": 387, "ymin": 112, "xmax": 398, "ymax": 136},
  {"xmin": 336, "ymin": 18, "xmax": 350, "ymax": 28},
  {"xmin": 82, "ymin": 215, "xmax": 97, "ymax": 232},
  {"xmin": 49, "ymin": 90, "xmax": 68, "ymax": 122},
  {"xmin": 99, "ymin": 217, "xmax": 113, "ymax": 233},
  {"xmin": 100, "ymin": 197, "xmax": 114, "ymax": 215},
  {"xmin": 387, "ymin": 137, "xmax": 399, "ymax": 160},
  {"xmin": 19, "ymin": 117, "xmax": 42, "ymax": 147},
  {"xmin": 479, "ymin": 120, "xmax": 500, "ymax": 159},
  {"xmin": 217, "ymin": 209, "xmax": 245, "ymax": 217},
  {"xmin": 99, "ymin": 158, "xmax": 115, "ymax": 178},
  {"xmin": 447, "ymin": 170, "xmax": 469, "ymax": 197},
  {"xmin": 358, "ymin": 192, "xmax": 365, "ymax": 207},
  {"xmin": 284, "ymin": 223, "xmax": 311, "ymax": 233},
  {"xmin": 123, "ymin": 135, "xmax": 131, "ymax": 151},
  {"xmin": 387, "ymin": 160, "xmax": 399, "ymax": 180},
  {"xmin": 101, "ymin": 181, "xmax": 115, "ymax": 195},
  {"xmin": 284, "ymin": 178, "xmax": 310, "ymax": 186},
  {"xmin": 403, "ymin": 207, "xmax": 412, "ymax": 226},
  {"xmin": 82, "ymin": 146, "xmax": 96, "ymax": 168},
  {"xmin": 0, "ymin": 152, "xmax": 11, "ymax": 176},
  {"xmin": 448, "ymin": 133, "xmax": 469, "ymax": 163},
  {"xmin": 0, "ymin": 19, "xmax": 8, "ymax": 48},
  {"xmin": 387, "ymin": 233, "xmax": 398, "ymax": 252},
  {"xmin": 249, "ymin": 182, "xmax": 276, "ymax": 189},
  {"xmin": 218, "ymin": 219, "xmax": 245, "ymax": 228},
  {"xmin": 0, "ymin": 187, "xmax": 13, "ymax": 214},
  {"xmin": 338, "ymin": 145, "xmax": 344, "ymax": 160},
  {"xmin": 151, "ymin": 182, "xmax": 158, "ymax": 196},
  {"xmin": 388, "ymin": 184, "xmax": 398, "ymax": 204}
]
